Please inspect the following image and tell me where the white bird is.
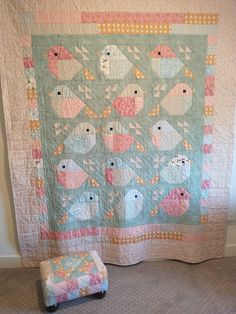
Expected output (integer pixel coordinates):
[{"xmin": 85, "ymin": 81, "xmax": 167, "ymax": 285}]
[
  {"xmin": 160, "ymin": 83, "xmax": 193, "ymax": 115},
  {"xmin": 160, "ymin": 155, "xmax": 191, "ymax": 184},
  {"xmin": 116, "ymin": 189, "xmax": 144, "ymax": 221},
  {"xmin": 150, "ymin": 120, "xmax": 182, "ymax": 151},
  {"xmin": 63, "ymin": 122, "xmax": 96, "ymax": 154},
  {"xmin": 69, "ymin": 192, "xmax": 99, "ymax": 221},
  {"xmin": 100, "ymin": 45, "xmax": 133, "ymax": 80}
]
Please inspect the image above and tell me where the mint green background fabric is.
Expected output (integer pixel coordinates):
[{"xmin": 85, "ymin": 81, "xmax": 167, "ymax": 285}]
[{"xmin": 32, "ymin": 34, "xmax": 207, "ymax": 231}]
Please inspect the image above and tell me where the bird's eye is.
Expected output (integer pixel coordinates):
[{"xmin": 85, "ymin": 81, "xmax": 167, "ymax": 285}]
[
  {"xmin": 90, "ymin": 196, "xmax": 93, "ymax": 200},
  {"xmin": 111, "ymin": 162, "xmax": 114, "ymax": 166},
  {"xmin": 54, "ymin": 52, "xmax": 58, "ymax": 56},
  {"xmin": 181, "ymin": 192, "xmax": 184, "ymax": 196},
  {"xmin": 182, "ymin": 161, "xmax": 185, "ymax": 164},
  {"xmin": 135, "ymin": 195, "xmax": 138, "ymax": 198},
  {"xmin": 62, "ymin": 165, "xmax": 66, "ymax": 169},
  {"xmin": 107, "ymin": 52, "xmax": 110, "ymax": 56},
  {"xmin": 134, "ymin": 90, "xmax": 138, "ymax": 94},
  {"xmin": 57, "ymin": 91, "xmax": 61, "ymax": 95},
  {"xmin": 110, "ymin": 127, "xmax": 113, "ymax": 131},
  {"xmin": 86, "ymin": 128, "xmax": 90, "ymax": 132},
  {"xmin": 158, "ymin": 126, "xmax": 161, "ymax": 130},
  {"xmin": 158, "ymin": 51, "xmax": 161, "ymax": 55},
  {"xmin": 183, "ymin": 89, "xmax": 186, "ymax": 93}
]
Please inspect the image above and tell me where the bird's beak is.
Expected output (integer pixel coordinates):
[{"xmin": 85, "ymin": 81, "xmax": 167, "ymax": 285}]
[
  {"xmin": 148, "ymin": 51, "xmax": 154, "ymax": 58},
  {"xmin": 48, "ymin": 92, "xmax": 51, "ymax": 97},
  {"xmin": 97, "ymin": 51, "xmax": 101, "ymax": 57}
]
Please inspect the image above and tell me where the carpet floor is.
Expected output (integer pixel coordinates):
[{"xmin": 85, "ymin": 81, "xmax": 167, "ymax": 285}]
[{"xmin": 0, "ymin": 257, "xmax": 236, "ymax": 314}]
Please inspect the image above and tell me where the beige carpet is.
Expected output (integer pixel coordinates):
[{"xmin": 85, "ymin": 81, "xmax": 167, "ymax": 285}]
[{"xmin": 0, "ymin": 257, "xmax": 236, "ymax": 314}]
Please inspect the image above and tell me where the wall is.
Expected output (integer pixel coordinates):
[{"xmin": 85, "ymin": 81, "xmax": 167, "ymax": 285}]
[
  {"xmin": 226, "ymin": 109, "xmax": 236, "ymax": 256},
  {"xmin": 0, "ymin": 86, "xmax": 21, "ymax": 267}
]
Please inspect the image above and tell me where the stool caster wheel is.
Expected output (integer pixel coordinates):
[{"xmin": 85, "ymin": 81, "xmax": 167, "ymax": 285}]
[
  {"xmin": 95, "ymin": 291, "xmax": 106, "ymax": 299},
  {"xmin": 46, "ymin": 304, "xmax": 59, "ymax": 312}
]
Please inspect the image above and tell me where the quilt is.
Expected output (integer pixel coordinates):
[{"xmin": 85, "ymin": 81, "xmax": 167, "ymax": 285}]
[{"xmin": 0, "ymin": 0, "xmax": 235, "ymax": 266}]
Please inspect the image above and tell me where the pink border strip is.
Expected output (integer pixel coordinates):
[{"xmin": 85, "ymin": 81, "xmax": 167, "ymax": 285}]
[
  {"xmin": 41, "ymin": 225, "xmax": 163, "ymax": 240},
  {"xmin": 36, "ymin": 11, "xmax": 186, "ymax": 25},
  {"xmin": 41, "ymin": 225, "xmax": 207, "ymax": 241},
  {"xmin": 81, "ymin": 12, "xmax": 185, "ymax": 24}
]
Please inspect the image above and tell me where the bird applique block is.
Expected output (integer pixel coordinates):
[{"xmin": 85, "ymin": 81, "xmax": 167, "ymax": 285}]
[
  {"xmin": 48, "ymin": 45, "xmax": 83, "ymax": 80},
  {"xmin": 116, "ymin": 189, "xmax": 144, "ymax": 221},
  {"xmin": 69, "ymin": 192, "xmax": 99, "ymax": 221},
  {"xmin": 151, "ymin": 120, "xmax": 183, "ymax": 151},
  {"xmin": 159, "ymin": 188, "xmax": 190, "ymax": 216},
  {"xmin": 105, "ymin": 158, "xmax": 135, "ymax": 186},
  {"xmin": 63, "ymin": 123, "xmax": 96, "ymax": 154},
  {"xmin": 49, "ymin": 86, "xmax": 85, "ymax": 118},
  {"xmin": 150, "ymin": 45, "xmax": 184, "ymax": 78},
  {"xmin": 160, "ymin": 155, "xmax": 191, "ymax": 184},
  {"xmin": 100, "ymin": 45, "xmax": 133, "ymax": 80},
  {"xmin": 103, "ymin": 121, "xmax": 134, "ymax": 153},
  {"xmin": 57, "ymin": 159, "xmax": 89, "ymax": 189},
  {"xmin": 112, "ymin": 84, "xmax": 144, "ymax": 117},
  {"xmin": 160, "ymin": 83, "xmax": 193, "ymax": 115}
]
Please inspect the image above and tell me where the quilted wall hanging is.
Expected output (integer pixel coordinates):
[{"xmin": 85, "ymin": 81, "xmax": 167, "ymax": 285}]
[{"xmin": 0, "ymin": 0, "xmax": 235, "ymax": 266}]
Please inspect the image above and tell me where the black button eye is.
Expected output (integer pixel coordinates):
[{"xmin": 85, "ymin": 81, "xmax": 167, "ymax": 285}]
[
  {"xmin": 62, "ymin": 165, "xmax": 65, "ymax": 169},
  {"xmin": 158, "ymin": 126, "xmax": 161, "ymax": 130},
  {"xmin": 182, "ymin": 161, "xmax": 185, "ymax": 164},
  {"xmin": 90, "ymin": 196, "xmax": 93, "ymax": 200},
  {"xmin": 158, "ymin": 51, "xmax": 161, "ymax": 55},
  {"xmin": 181, "ymin": 192, "xmax": 184, "ymax": 196},
  {"xmin": 135, "ymin": 195, "xmax": 138, "ymax": 198},
  {"xmin": 134, "ymin": 90, "xmax": 138, "ymax": 94},
  {"xmin": 107, "ymin": 52, "xmax": 110, "ymax": 56},
  {"xmin": 110, "ymin": 127, "xmax": 113, "ymax": 131},
  {"xmin": 86, "ymin": 129, "xmax": 89, "ymax": 132},
  {"xmin": 111, "ymin": 162, "xmax": 114, "ymax": 166},
  {"xmin": 54, "ymin": 52, "xmax": 58, "ymax": 56},
  {"xmin": 57, "ymin": 91, "xmax": 61, "ymax": 95},
  {"xmin": 183, "ymin": 89, "xmax": 186, "ymax": 93}
]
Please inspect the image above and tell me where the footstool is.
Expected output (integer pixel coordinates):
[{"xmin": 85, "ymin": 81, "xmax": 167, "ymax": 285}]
[{"xmin": 40, "ymin": 250, "xmax": 108, "ymax": 312}]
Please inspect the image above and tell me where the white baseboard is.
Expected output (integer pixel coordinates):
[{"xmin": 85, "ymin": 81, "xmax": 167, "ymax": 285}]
[
  {"xmin": 224, "ymin": 244, "xmax": 236, "ymax": 257},
  {"xmin": 0, "ymin": 255, "xmax": 22, "ymax": 268}
]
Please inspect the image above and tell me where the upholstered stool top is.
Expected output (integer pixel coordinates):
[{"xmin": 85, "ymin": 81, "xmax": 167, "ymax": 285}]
[{"xmin": 40, "ymin": 250, "xmax": 108, "ymax": 311}]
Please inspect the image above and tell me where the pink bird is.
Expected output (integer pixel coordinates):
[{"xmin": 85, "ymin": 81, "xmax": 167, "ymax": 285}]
[
  {"xmin": 112, "ymin": 84, "xmax": 144, "ymax": 117},
  {"xmin": 159, "ymin": 188, "xmax": 190, "ymax": 216},
  {"xmin": 103, "ymin": 121, "xmax": 134, "ymax": 153},
  {"xmin": 48, "ymin": 45, "xmax": 82, "ymax": 80},
  {"xmin": 56, "ymin": 159, "xmax": 88, "ymax": 190}
]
